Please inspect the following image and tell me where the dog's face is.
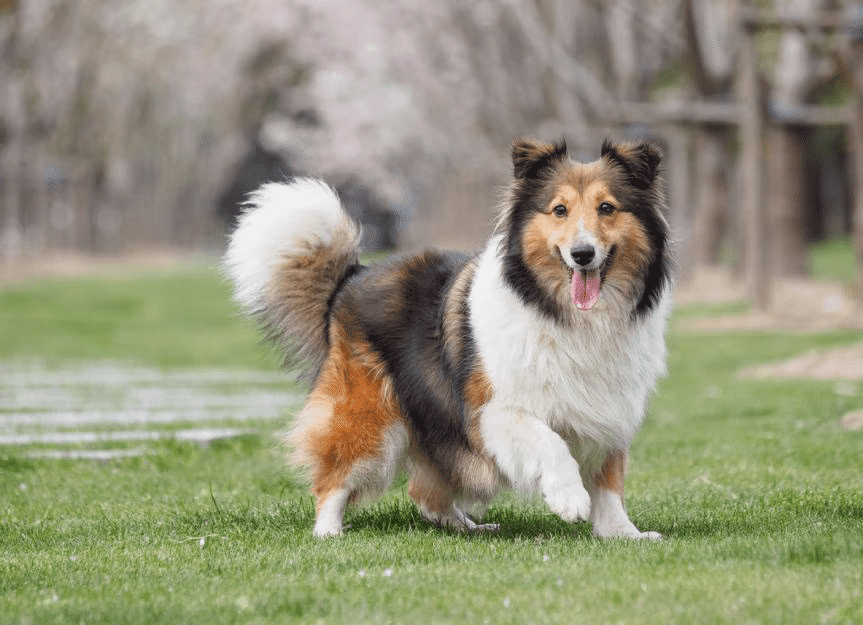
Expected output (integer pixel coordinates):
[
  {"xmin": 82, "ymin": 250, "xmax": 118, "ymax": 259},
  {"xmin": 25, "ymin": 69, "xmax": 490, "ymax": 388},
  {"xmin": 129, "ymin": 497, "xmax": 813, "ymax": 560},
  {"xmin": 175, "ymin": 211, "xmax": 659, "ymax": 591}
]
[{"xmin": 502, "ymin": 139, "xmax": 669, "ymax": 321}]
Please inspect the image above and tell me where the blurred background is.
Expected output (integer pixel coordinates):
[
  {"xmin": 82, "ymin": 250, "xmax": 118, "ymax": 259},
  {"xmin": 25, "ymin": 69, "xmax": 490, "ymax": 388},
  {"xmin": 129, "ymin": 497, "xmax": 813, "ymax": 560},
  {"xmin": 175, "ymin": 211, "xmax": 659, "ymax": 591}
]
[{"xmin": 1, "ymin": 0, "xmax": 862, "ymax": 314}]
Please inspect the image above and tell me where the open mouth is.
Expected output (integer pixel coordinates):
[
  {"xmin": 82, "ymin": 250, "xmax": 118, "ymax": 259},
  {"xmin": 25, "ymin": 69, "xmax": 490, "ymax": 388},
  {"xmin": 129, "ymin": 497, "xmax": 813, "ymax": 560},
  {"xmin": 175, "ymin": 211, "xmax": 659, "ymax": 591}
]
[{"xmin": 568, "ymin": 245, "xmax": 616, "ymax": 312}]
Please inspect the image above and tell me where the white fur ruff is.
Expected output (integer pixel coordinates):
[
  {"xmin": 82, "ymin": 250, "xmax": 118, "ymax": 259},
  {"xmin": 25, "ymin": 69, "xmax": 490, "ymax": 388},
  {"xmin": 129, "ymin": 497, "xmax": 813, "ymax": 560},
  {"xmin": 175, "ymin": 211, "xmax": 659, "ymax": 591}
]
[{"xmin": 469, "ymin": 235, "xmax": 670, "ymax": 528}]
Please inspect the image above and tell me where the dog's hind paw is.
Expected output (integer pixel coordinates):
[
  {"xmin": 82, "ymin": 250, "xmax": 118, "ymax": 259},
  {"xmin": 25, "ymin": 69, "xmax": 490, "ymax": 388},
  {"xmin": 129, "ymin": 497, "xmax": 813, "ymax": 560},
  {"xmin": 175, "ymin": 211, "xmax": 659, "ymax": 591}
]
[
  {"xmin": 429, "ymin": 505, "xmax": 500, "ymax": 532},
  {"xmin": 463, "ymin": 519, "xmax": 500, "ymax": 532}
]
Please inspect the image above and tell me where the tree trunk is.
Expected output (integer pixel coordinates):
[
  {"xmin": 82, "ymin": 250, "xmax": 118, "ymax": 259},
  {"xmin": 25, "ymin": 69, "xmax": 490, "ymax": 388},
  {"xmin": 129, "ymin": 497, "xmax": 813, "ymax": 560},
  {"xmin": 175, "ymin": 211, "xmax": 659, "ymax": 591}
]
[
  {"xmin": 680, "ymin": 0, "xmax": 735, "ymax": 273},
  {"xmin": 765, "ymin": 0, "xmax": 826, "ymax": 279},
  {"xmin": 850, "ymin": 28, "xmax": 863, "ymax": 298},
  {"xmin": 663, "ymin": 127, "xmax": 693, "ymax": 279},
  {"xmin": 766, "ymin": 125, "xmax": 809, "ymax": 276},
  {"xmin": 739, "ymin": 22, "xmax": 768, "ymax": 308},
  {"xmin": 691, "ymin": 126, "xmax": 730, "ymax": 266}
]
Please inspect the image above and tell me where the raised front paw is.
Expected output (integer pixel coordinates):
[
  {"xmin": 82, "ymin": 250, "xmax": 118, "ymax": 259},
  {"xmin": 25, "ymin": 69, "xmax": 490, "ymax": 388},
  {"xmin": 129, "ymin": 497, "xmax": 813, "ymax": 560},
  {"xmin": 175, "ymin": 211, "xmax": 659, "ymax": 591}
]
[{"xmin": 544, "ymin": 483, "xmax": 592, "ymax": 523}]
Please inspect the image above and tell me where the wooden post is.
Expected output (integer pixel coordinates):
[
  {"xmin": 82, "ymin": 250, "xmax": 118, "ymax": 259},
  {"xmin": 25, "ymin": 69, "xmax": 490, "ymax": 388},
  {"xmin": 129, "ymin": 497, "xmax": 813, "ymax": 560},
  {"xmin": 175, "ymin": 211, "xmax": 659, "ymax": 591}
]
[
  {"xmin": 766, "ymin": 124, "xmax": 809, "ymax": 276},
  {"xmin": 849, "ymin": 6, "xmax": 863, "ymax": 299},
  {"xmin": 5, "ymin": 129, "xmax": 25, "ymax": 258},
  {"xmin": 738, "ymin": 18, "xmax": 769, "ymax": 308},
  {"xmin": 663, "ymin": 126, "xmax": 693, "ymax": 279},
  {"xmin": 691, "ymin": 126, "xmax": 730, "ymax": 268}
]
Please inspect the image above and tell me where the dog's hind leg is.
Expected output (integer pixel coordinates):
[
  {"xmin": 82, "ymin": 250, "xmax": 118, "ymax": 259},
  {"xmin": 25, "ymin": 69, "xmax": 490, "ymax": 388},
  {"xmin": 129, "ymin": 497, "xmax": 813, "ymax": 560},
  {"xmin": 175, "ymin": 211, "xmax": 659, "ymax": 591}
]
[
  {"xmin": 293, "ymin": 395, "xmax": 354, "ymax": 537},
  {"xmin": 298, "ymin": 399, "xmax": 408, "ymax": 537},
  {"xmin": 314, "ymin": 487, "xmax": 352, "ymax": 537},
  {"xmin": 408, "ymin": 461, "xmax": 498, "ymax": 531},
  {"xmin": 307, "ymin": 419, "xmax": 408, "ymax": 537},
  {"xmin": 289, "ymin": 331, "xmax": 409, "ymax": 537}
]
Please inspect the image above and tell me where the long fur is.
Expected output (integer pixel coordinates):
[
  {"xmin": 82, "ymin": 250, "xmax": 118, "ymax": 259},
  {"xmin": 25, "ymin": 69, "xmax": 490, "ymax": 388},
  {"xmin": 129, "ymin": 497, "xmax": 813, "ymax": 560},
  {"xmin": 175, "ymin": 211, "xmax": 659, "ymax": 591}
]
[
  {"xmin": 225, "ymin": 140, "xmax": 672, "ymax": 539},
  {"xmin": 224, "ymin": 179, "xmax": 361, "ymax": 376}
]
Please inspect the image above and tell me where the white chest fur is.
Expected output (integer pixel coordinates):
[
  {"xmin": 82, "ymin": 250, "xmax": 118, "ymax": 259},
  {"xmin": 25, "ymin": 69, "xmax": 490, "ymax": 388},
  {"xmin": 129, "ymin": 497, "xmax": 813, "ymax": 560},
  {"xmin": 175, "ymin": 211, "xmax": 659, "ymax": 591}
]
[{"xmin": 468, "ymin": 239, "xmax": 670, "ymax": 451}]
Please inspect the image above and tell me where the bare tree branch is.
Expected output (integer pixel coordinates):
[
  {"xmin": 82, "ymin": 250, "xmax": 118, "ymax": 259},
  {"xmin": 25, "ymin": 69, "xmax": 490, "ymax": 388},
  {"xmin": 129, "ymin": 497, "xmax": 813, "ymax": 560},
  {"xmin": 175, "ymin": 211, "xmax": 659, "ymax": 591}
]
[
  {"xmin": 502, "ymin": 0, "xmax": 615, "ymax": 119},
  {"xmin": 681, "ymin": 0, "xmax": 734, "ymax": 97}
]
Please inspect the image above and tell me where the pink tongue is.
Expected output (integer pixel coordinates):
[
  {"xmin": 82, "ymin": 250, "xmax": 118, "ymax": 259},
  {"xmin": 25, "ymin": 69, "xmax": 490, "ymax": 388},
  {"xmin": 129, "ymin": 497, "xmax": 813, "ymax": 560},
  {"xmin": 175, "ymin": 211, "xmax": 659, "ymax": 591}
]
[{"xmin": 571, "ymin": 270, "xmax": 601, "ymax": 311}]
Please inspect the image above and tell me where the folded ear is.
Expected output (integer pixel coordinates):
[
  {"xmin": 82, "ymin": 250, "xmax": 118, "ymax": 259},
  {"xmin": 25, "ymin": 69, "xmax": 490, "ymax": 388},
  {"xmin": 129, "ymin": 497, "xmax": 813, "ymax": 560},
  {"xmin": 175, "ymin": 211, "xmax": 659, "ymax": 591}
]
[
  {"xmin": 512, "ymin": 139, "xmax": 567, "ymax": 180},
  {"xmin": 601, "ymin": 140, "xmax": 662, "ymax": 190}
]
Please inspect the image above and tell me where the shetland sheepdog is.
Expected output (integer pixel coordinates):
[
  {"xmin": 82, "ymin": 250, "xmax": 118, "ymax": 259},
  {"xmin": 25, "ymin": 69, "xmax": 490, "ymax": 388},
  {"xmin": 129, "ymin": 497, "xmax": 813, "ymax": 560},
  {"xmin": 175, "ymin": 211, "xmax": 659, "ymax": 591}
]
[{"xmin": 225, "ymin": 139, "xmax": 672, "ymax": 538}]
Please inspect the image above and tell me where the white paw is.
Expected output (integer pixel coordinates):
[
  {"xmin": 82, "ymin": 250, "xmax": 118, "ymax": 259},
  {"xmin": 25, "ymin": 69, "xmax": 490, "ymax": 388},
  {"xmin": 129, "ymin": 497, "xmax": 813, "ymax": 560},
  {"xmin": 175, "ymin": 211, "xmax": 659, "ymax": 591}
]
[
  {"xmin": 589, "ymin": 489, "xmax": 661, "ymax": 540},
  {"xmin": 593, "ymin": 524, "xmax": 662, "ymax": 540},
  {"xmin": 313, "ymin": 488, "xmax": 350, "ymax": 538},
  {"xmin": 544, "ymin": 483, "xmax": 592, "ymax": 523},
  {"xmin": 312, "ymin": 522, "xmax": 343, "ymax": 538}
]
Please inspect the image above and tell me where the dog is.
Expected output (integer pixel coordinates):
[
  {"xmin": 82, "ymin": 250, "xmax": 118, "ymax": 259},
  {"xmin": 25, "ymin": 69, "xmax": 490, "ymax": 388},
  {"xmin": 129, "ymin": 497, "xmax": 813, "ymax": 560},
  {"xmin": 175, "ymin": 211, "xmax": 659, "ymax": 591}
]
[{"xmin": 224, "ymin": 139, "xmax": 671, "ymax": 538}]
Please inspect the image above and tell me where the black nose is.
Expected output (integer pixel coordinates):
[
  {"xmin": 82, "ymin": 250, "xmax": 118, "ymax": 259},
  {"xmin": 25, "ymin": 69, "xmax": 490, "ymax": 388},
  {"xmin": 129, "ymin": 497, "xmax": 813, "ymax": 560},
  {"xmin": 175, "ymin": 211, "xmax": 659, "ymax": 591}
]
[{"xmin": 571, "ymin": 245, "xmax": 595, "ymax": 267}]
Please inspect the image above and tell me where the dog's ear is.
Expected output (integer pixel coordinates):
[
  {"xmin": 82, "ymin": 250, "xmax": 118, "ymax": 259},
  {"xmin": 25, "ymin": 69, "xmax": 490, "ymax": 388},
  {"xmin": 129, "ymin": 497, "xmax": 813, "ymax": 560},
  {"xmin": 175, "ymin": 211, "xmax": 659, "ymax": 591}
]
[
  {"xmin": 512, "ymin": 139, "xmax": 567, "ymax": 180},
  {"xmin": 601, "ymin": 140, "xmax": 662, "ymax": 190}
]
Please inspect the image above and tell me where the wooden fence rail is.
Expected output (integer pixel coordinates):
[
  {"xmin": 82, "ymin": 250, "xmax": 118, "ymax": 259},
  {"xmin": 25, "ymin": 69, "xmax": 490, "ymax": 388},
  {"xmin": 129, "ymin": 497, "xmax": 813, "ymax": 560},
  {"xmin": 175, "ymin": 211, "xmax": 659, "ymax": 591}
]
[{"xmin": 606, "ymin": 6, "xmax": 863, "ymax": 307}]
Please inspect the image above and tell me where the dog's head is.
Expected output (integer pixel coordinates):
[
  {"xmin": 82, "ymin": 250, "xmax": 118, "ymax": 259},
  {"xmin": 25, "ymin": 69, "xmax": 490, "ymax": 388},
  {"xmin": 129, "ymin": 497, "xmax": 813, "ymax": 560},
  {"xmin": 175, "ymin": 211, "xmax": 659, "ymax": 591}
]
[{"xmin": 500, "ymin": 138, "xmax": 670, "ymax": 321}]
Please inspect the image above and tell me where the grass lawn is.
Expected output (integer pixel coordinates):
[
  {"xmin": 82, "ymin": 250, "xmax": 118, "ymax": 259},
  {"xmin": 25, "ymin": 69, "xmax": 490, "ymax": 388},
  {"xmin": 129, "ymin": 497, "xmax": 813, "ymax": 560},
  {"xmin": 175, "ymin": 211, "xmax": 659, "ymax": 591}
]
[{"xmin": 1, "ymin": 256, "xmax": 862, "ymax": 624}]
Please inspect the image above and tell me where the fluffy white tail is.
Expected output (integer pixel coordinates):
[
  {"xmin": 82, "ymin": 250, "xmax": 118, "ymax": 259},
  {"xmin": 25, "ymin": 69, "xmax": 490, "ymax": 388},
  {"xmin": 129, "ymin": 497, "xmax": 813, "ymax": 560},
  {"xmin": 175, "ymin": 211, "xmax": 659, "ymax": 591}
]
[{"xmin": 224, "ymin": 179, "xmax": 361, "ymax": 376}]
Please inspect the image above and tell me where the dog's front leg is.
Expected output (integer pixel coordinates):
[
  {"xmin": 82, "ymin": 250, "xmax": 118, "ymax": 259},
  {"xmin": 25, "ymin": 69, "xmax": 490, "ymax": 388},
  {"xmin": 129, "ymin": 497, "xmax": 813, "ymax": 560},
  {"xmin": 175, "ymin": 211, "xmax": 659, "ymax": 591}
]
[
  {"xmin": 589, "ymin": 449, "xmax": 661, "ymax": 540},
  {"xmin": 481, "ymin": 405, "xmax": 590, "ymax": 522}
]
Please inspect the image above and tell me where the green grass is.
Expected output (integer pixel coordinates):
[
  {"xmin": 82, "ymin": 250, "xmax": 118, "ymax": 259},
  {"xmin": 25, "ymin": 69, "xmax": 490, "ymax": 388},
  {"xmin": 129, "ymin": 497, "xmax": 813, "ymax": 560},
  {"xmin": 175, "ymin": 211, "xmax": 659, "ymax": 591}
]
[
  {"xmin": 810, "ymin": 236, "xmax": 857, "ymax": 286},
  {"xmin": 2, "ymin": 263, "xmax": 863, "ymax": 624},
  {"xmin": 0, "ymin": 262, "xmax": 280, "ymax": 369}
]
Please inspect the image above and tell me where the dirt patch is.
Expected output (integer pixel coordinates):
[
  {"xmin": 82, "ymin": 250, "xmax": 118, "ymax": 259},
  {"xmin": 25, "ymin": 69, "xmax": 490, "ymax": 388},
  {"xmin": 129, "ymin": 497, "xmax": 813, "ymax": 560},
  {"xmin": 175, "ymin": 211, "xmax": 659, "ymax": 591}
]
[
  {"xmin": 839, "ymin": 411, "xmax": 863, "ymax": 431},
  {"xmin": 674, "ymin": 266, "xmax": 750, "ymax": 306},
  {"xmin": 678, "ymin": 268, "xmax": 863, "ymax": 431},
  {"xmin": 737, "ymin": 343, "xmax": 863, "ymax": 432},
  {"xmin": 675, "ymin": 267, "xmax": 863, "ymax": 334},
  {"xmin": 0, "ymin": 251, "xmax": 208, "ymax": 288},
  {"xmin": 738, "ymin": 343, "xmax": 863, "ymax": 381}
]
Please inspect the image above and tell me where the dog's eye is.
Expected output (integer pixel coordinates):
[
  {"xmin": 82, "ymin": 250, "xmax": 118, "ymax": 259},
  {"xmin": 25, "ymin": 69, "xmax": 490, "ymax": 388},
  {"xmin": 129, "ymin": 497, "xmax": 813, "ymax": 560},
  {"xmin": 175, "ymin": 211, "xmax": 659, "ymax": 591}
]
[
  {"xmin": 598, "ymin": 202, "xmax": 616, "ymax": 216},
  {"xmin": 552, "ymin": 204, "xmax": 567, "ymax": 218}
]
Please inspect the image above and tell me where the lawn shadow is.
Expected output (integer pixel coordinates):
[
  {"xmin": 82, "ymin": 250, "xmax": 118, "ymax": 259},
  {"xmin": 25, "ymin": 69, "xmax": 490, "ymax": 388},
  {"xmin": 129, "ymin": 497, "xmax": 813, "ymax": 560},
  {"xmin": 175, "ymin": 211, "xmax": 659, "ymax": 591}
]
[
  {"xmin": 344, "ymin": 498, "xmax": 595, "ymax": 541},
  {"xmin": 339, "ymin": 487, "xmax": 863, "ymax": 544}
]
